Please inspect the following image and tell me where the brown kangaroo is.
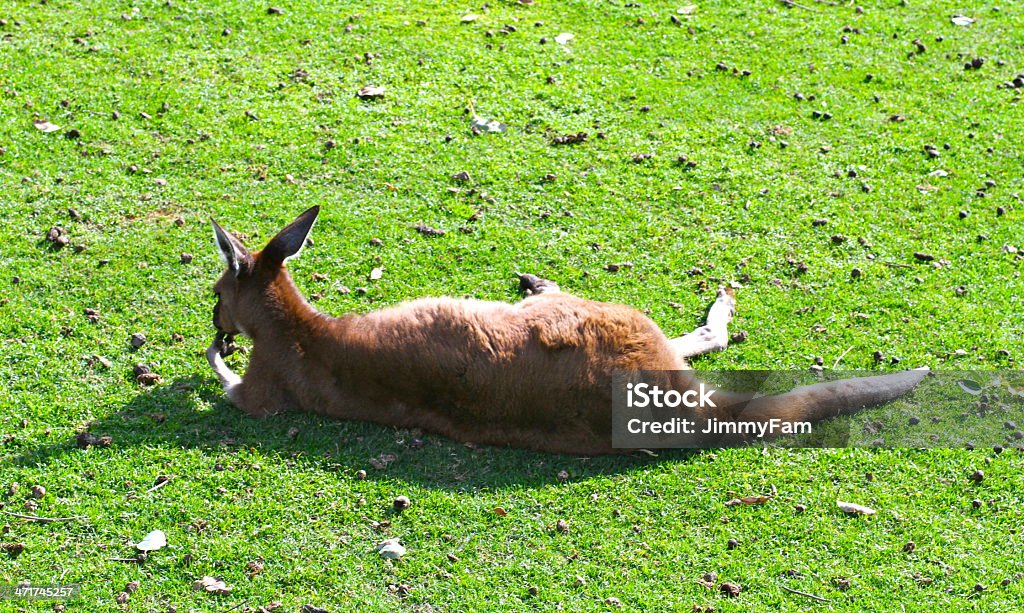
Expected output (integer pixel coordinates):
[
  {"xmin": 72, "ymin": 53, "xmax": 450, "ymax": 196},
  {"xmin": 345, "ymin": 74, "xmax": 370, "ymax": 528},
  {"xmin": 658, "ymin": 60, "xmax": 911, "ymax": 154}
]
[{"xmin": 206, "ymin": 206, "xmax": 927, "ymax": 454}]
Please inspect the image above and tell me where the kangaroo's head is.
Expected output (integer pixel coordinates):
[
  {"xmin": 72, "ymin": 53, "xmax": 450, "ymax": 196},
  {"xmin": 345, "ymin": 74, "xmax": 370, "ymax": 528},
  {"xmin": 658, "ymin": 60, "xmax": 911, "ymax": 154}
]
[{"xmin": 210, "ymin": 206, "xmax": 320, "ymax": 337}]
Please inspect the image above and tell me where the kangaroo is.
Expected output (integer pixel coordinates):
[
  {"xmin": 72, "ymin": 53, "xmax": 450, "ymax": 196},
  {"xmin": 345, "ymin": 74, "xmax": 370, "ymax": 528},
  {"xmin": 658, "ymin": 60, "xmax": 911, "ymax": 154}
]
[{"xmin": 206, "ymin": 206, "xmax": 927, "ymax": 455}]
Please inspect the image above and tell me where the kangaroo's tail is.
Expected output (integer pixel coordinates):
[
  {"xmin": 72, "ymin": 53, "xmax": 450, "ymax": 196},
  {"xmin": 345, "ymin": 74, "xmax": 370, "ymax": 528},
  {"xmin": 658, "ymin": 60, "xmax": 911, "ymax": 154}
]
[{"xmin": 709, "ymin": 369, "xmax": 929, "ymax": 442}]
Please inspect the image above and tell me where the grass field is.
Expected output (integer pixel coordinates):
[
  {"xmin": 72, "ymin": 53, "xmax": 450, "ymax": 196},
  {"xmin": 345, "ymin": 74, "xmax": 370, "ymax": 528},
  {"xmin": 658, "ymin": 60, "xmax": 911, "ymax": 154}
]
[{"xmin": 2, "ymin": 0, "xmax": 1023, "ymax": 610}]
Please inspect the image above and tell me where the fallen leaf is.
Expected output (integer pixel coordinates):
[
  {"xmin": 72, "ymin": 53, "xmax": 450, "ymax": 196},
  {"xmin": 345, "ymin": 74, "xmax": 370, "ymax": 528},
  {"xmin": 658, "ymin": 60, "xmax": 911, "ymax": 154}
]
[
  {"xmin": 135, "ymin": 529, "xmax": 167, "ymax": 551},
  {"xmin": 460, "ymin": 13, "xmax": 479, "ymax": 22},
  {"xmin": 33, "ymin": 120, "xmax": 62, "ymax": 133},
  {"xmin": 192, "ymin": 576, "xmax": 231, "ymax": 595},
  {"xmin": 950, "ymin": 15, "xmax": 975, "ymax": 26},
  {"xmin": 493, "ymin": 507, "xmax": 508, "ymax": 516},
  {"xmin": 837, "ymin": 501, "xmax": 876, "ymax": 516},
  {"xmin": 369, "ymin": 267, "xmax": 383, "ymax": 281},
  {"xmin": 724, "ymin": 495, "xmax": 772, "ymax": 506},
  {"xmin": 88, "ymin": 355, "xmax": 112, "ymax": 369},
  {"xmin": 928, "ymin": 169, "xmax": 948, "ymax": 177},
  {"xmin": 957, "ymin": 379, "xmax": 983, "ymax": 395},
  {"xmin": 470, "ymin": 115, "xmax": 506, "ymax": 133},
  {"xmin": 369, "ymin": 453, "xmax": 397, "ymax": 470},
  {"xmin": 378, "ymin": 538, "xmax": 406, "ymax": 559},
  {"xmin": 357, "ymin": 85, "xmax": 385, "ymax": 99},
  {"xmin": 677, "ymin": 5, "xmax": 697, "ymax": 14},
  {"xmin": 554, "ymin": 32, "xmax": 574, "ymax": 45}
]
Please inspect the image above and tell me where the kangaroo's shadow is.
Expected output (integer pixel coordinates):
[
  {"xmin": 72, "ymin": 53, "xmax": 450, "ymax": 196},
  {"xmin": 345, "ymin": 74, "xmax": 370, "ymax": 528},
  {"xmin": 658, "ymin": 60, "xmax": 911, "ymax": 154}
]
[{"xmin": 14, "ymin": 375, "xmax": 702, "ymax": 491}]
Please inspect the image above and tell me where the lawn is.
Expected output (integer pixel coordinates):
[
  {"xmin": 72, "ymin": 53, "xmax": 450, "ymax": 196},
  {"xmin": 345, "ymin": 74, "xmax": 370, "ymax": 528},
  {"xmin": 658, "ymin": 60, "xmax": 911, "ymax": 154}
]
[{"xmin": 1, "ymin": 0, "xmax": 1023, "ymax": 610}]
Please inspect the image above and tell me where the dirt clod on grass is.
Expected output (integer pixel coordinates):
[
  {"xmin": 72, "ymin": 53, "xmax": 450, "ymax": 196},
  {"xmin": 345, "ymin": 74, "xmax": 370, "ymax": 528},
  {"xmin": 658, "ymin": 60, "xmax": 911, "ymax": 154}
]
[
  {"xmin": 551, "ymin": 132, "xmax": 588, "ymax": 145},
  {"xmin": 719, "ymin": 582, "xmax": 741, "ymax": 597},
  {"xmin": 393, "ymin": 495, "xmax": 411, "ymax": 511}
]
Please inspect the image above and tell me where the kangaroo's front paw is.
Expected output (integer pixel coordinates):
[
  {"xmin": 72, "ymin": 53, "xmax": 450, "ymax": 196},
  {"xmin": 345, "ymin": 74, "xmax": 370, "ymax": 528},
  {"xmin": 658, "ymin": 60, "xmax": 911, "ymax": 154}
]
[
  {"xmin": 206, "ymin": 339, "xmax": 225, "ymax": 368},
  {"xmin": 206, "ymin": 338, "xmax": 243, "ymax": 393},
  {"xmin": 220, "ymin": 333, "xmax": 241, "ymax": 357}
]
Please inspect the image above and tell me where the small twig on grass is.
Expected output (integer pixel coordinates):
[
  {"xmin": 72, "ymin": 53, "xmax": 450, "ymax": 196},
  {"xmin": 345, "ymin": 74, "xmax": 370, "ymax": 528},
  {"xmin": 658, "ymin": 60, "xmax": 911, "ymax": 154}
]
[
  {"xmin": 145, "ymin": 479, "xmax": 171, "ymax": 494},
  {"xmin": 781, "ymin": 585, "xmax": 831, "ymax": 602},
  {"xmin": 108, "ymin": 557, "xmax": 142, "ymax": 563},
  {"xmin": 884, "ymin": 262, "xmax": 914, "ymax": 269},
  {"xmin": 832, "ymin": 346, "xmax": 854, "ymax": 369},
  {"xmin": 221, "ymin": 601, "xmax": 248, "ymax": 613},
  {"xmin": 2, "ymin": 511, "xmax": 85, "ymax": 523},
  {"xmin": 779, "ymin": 0, "xmax": 816, "ymax": 10}
]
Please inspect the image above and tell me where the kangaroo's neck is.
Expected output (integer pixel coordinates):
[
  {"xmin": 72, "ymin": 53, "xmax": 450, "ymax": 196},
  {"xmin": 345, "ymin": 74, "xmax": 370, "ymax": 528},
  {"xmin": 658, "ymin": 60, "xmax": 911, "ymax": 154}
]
[{"xmin": 249, "ymin": 269, "xmax": 334, "ymax": 345}]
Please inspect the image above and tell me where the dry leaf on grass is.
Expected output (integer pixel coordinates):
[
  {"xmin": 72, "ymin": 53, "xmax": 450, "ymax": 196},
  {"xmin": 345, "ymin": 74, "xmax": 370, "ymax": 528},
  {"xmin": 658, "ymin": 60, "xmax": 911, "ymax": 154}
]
[
  {"xmin": 377, "ymin": 538, "xmax": 406, "ymax": 559},
  {"xmin": 135, "ymin": 529, "xmax": 166, "ymax": 551},
  {"xmin": 724, "ymin": 495, "xmax": 772, "ymax": 506},
  {"xmin": 192, "ymin": 576, "xmax": 231, "ymax": 595},
  {"xmin": 957, "ymin": 379, "xmax": 983, "ymax": 395},
  {"xmin": 369, "ymin": 453, "xmax": 397, "ymax": 470},
  {"xmin": 470, "ymin": 115, "xmax": 506, "ymax": 134},
  {"xmin": 837, "ymin": 501, "xmax": 876, "ymax": 516},
  {"xmin": 357, "ymin": 85, "xmax": 385, "ymax": 99},
  {"xmin": 33, "ymin": 120, "xmax": 62, "ymax": 133}
]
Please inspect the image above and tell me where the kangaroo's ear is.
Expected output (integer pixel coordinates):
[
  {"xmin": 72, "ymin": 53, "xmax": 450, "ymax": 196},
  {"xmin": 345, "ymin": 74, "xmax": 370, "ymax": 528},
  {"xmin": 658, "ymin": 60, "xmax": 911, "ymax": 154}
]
[
  {"xmin": 262, "ymin": 205, "xmax": 320, "ymax": 265},
  {"xmin": 212, "ymin": 218, "xmax": 252, "ymax": 277}
]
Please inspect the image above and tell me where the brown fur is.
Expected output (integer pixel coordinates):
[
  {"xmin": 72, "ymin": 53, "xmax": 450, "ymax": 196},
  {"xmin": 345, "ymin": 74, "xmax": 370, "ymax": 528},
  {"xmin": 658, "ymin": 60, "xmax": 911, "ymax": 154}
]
[{"xmin": 207, "ymin": 207, "xmax": 926, "ymax": 455}]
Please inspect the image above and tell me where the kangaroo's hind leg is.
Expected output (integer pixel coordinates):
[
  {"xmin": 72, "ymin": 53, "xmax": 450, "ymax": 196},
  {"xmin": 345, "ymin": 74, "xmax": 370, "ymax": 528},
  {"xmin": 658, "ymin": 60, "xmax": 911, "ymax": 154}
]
[{"xmin": 669, "ymin": 287, "xmax": 736, "ymax": 360}]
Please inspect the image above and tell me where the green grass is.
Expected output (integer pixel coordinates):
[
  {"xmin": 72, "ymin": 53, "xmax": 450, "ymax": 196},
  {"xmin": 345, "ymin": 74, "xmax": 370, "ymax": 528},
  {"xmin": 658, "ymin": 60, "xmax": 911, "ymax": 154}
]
[{"xmin": 1, "ymin": 0, "xmax": 1023, "ymax": 610}]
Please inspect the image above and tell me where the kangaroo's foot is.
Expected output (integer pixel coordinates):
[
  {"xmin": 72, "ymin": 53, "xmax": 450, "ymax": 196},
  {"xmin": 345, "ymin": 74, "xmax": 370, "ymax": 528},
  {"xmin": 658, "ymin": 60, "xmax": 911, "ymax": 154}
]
[
  {"xmin": 669, "ymin": 286, "xmax": 737, "ymax": 359},
  {"xmin": 516, "ymin": 273, "xmax": 561, "ymax": 296}
]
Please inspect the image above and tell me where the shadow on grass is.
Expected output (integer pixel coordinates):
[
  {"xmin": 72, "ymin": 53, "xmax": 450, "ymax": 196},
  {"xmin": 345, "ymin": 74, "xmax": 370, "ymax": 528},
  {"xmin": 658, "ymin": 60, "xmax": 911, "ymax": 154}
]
[{"xmin": 13, "ymin": 375, "xmax": 701, "ymax": 491}]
